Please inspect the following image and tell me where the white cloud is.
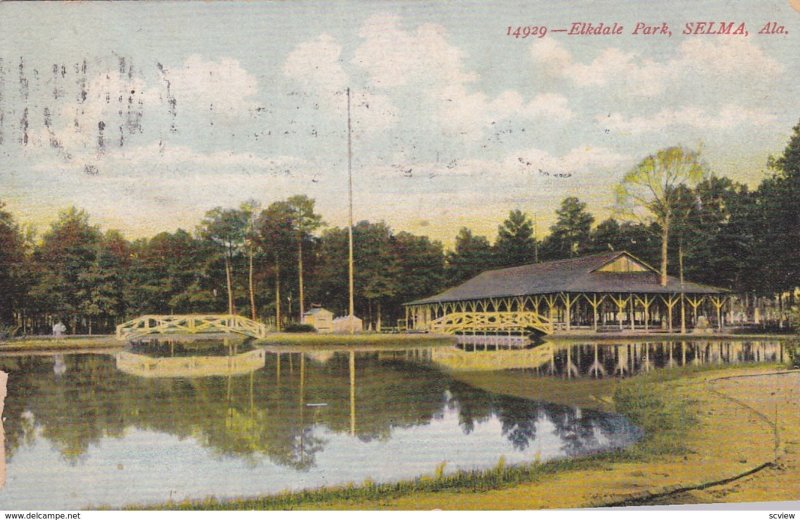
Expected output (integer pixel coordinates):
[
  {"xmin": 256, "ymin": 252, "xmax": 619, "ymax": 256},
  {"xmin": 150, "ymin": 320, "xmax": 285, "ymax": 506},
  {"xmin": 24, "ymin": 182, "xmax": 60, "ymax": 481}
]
[
  {"xmin": 26, "ymin": 54, "xmax": 260, "ymax": 163},
  {"xmin": 600, "ymin": 104, "xmax": 778, "ymax": 134},
  {"xmin": 531, "ymin": 38, "xmax": 784, "ymax": 97},
  {"xmin": 168, "ymin": 55, "xmax": 259, "ymax": 115},
  {"xmin": 354, "ymin": 14, "xmax": 476, "ymax": 89},
  {"xmin": 350, "ymin": 14, "xmax": 572, "ymax": 138},
  {"xmin": 283, "ymin": 33, "xmax": 399, "ymax": 132},
  {"xmin": 284, "ymin": 34, "xmax": 348, "ymax": 90},
  {"xmin": 523, "ymin": 93, "xmax": 574, "ymax": 121}
]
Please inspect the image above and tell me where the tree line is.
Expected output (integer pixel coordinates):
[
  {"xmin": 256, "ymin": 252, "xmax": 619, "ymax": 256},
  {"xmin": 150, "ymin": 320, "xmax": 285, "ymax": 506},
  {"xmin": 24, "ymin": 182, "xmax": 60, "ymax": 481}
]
[{"xmin": 0, "ymin": 120, "xmax": 798, "ymax": 335}]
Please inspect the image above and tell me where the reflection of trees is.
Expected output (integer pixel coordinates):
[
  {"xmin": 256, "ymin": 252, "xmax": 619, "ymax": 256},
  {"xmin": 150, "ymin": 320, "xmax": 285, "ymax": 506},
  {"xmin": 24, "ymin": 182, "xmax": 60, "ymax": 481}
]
[
  {"xmin": 447, "ymin": 380, "xmax": 630, "ymax": 454},
  {"xmin": 0, "ymin": 352, "xmax": 450, "ymax": 469},
  {"xmin": 0, "ymin": 350, "xmax": 635, "ymax": 470},
  {"xmin": 444, "ymin": 380, "xmax": 493, "ymax": 434}
]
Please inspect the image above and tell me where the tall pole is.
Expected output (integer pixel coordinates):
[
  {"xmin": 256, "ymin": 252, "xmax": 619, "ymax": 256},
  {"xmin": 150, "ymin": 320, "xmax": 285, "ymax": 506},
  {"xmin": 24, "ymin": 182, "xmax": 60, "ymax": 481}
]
[
  {"xmin": 533, "ymin": 212, "xmax": 539, "ymax": 263},
  {"xmin": 347, "ymin": 88, "xmax": 356, "ymax": 333}
]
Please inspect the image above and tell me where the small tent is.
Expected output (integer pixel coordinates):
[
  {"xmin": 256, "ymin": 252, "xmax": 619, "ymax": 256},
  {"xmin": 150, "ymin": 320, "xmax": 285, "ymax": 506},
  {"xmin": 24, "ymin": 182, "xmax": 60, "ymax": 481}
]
[{"xmin": 332, "ymin": 314, "xmax": 363, "ymax": 334}]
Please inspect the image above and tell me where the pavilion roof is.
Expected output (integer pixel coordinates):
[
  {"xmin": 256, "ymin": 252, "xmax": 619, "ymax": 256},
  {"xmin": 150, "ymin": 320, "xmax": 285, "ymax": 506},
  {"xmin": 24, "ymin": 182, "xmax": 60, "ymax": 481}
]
[{"xmin": 408, "ymin": 251, "xmax": 726, "ymax": 305}]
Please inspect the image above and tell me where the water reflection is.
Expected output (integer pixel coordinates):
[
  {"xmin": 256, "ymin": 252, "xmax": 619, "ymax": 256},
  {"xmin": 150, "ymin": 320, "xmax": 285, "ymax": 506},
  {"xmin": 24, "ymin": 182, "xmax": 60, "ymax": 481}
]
[
  {"xmin": 0, "ymin": 344, "xmax": 639, "ymax": 508},
  {"xmin": 432, "ymin": 340, "xmax": 784, "ymax": 378}
]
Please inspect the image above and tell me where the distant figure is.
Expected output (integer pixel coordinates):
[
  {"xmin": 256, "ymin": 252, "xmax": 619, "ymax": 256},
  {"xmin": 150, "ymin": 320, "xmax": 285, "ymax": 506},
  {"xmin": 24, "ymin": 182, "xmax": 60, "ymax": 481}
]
[
  {"xmin": 53, "ymin": 354, "xmax": 66, "ymax": 377},
  {"xmin": 692, "ymin": 316, "xmax": 712, "ymax": 335},
  {"xmin": 52, "ymin": 322, "xmax": 66, "ymax": 337}
]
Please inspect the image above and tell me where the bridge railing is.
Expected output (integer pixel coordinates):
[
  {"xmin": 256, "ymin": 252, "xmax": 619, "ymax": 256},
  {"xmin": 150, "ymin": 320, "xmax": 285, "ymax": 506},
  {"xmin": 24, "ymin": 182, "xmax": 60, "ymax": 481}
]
[
  {"xmin": 116, "ymin": 314, "xmax": 268, "ymax": 340},
  {"xmin": 428, "ymin": 311, "xmax": 553, "ymax": 336}
]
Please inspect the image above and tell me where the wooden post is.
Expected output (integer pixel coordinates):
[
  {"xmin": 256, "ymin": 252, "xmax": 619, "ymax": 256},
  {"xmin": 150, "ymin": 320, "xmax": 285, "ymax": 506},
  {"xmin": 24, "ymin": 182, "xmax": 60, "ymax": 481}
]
[
  {"xmin": 561, "ymin": 293, "xmax": 573, "ymax": 332},
  {"xmin": 545, "ymin": 295, "xmax": 557, "ymax": 328},
  {"xmin": 583, "ymin": 294, "xmax": 605, "ymax": 332},
  {"xmin": 634, "ymin": 295, "xmax": 652, "ymax": 332},
  {"xmin": 710, "ymin": 295, "xmax": 727, "ymax": 331},
  {"xmin": 680, "ymin": 294, "xmax": 686, "ymax": 334},
  {"xmin": 660, "ymin": 295, "xmax": 678, "ymax": 333},
  {"xmin": 609, "ymin": 294, "xmax": 629, "ymax": 331},
  {"xmin": 629, "ymin": 297, "xmax": 635, "ymax": 331}
]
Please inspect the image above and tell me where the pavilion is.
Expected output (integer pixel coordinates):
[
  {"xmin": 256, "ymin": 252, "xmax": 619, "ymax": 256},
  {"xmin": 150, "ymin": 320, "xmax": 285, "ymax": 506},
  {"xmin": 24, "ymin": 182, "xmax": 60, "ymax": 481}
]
[{"xmin": 404, "ymin": 251, "xmax": 729, "ymax": 335}]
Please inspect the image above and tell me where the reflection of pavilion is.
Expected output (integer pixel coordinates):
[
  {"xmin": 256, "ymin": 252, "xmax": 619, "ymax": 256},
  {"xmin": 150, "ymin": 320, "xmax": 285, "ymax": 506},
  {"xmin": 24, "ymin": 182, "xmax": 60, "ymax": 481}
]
[
  {"xmin": 428, "ymin": 340, "xmax": 785, "ymax": 378},
  {"xmin": 115, "ymin": 349, "xmax": 266, "ymax": 378}
]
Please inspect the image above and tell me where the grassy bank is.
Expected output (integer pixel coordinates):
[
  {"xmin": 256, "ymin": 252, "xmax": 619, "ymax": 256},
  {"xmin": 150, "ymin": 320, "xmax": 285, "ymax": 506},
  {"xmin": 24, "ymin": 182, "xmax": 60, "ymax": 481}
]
[
  {"xmin": 0, "ymin": 332, "xmax": 454, "ymax": 351},
  {"xmin": 254, "ymin": 332, "xmax": 454, "ymax": 348},
  {"xmin": 1, "ymin": 331, "xmax": 786, "ymax": 352},
  {"xmin": 143, "ymin": 359, "xmax": 796, "ymax": 510},
  {"xmin": 0, "ymin": 335, "xmax": 125, "ymax": 350}
]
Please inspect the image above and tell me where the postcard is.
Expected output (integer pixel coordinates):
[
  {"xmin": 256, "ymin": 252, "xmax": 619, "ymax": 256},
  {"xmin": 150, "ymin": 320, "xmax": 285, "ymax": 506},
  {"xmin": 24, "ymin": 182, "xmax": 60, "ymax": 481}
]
[{"xmin": 0, "ymin": 0, "xmax": 798, "ymax": 514}]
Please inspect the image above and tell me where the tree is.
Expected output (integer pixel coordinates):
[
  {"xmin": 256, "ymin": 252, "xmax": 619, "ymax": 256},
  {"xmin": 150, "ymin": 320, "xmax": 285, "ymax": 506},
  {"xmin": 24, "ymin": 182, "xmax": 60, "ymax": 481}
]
[
  {"xmin": 312, "ymin": 221, "xmax": 400, "ymax": 329},
  {"xmin": 285, "ymin": 195, "xmax": 323, "ymax": 321},
  {"xmin": 34, "ymin": 207, "xmax": 101, "ymax": 333},
  {"xmin": 240, "ymin": 200, "xmax": 262, "ymax": 321},
  {"xmin": 391, "ymin": 231, "xmax": 446, "ymax": 323},
  {"xmin": 0, "ymin": 202, "xmax": 26, "ymax": 328},
  {"xmin": 494, "ymin": 210, "xmax": 536, "ymax": 268},
  {"xmin": 199, "ymin": 208, "xmax": 247, "ymax": 315},
  {"xmin": 615, "ymin": 146, "xmax": 707, "ymax": 286},
  {"xmin": 541, "ymin": 197, "xmax": 594, "ymax": 259},
  {"xmin": 757, "ymin": 119, "xmax": 800, "ymax": 295},
  {"xmin": 256, "ymin": 202, "xmax": 296, "ymax": 329},
  {"xmin": 125, "ymin": 229, "xmax": 212, "ymax": 316},
  {"xmin": 674, "ymin": 177, "xmax": 754, "ymax": 291},
  {"xmin": 77, "ymin": 230, "xmax": 130, "ymax": 334},
  {"xmin": 445, "ymin": 228, "xmax": 495, "ymax": 285}
]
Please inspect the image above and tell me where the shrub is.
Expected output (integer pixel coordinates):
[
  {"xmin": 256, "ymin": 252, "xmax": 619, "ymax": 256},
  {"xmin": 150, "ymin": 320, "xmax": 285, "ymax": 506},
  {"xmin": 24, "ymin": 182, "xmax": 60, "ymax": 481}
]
[
  {"xmin": 282, "ymin": 323, "xmax": 317, "ymax": 333},
  {"xmin": 790, "ymin": 305, "xmax": 800, "ymax": 332},
  {"xmin": 0, "ymin": 324, "xmax": 19, "ymax": 340},
  {"xmin": 786, "ymin": 340, "xmax": 800, "ymax": 369}
]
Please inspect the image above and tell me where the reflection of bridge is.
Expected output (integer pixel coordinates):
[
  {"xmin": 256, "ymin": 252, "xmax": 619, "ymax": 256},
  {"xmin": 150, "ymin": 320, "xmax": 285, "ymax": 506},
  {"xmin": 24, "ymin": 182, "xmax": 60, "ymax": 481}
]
[
  {"xmin": 115, "ymin": 349, "xmax": 266, "ymax": 378},
  {"xmin": 430, "ymin": 343, "xmax": 557, "ymax": 372},
  {"xmin": 428, "ymin": 311, "xmax": 554, "ymax": 336},
  {"xmin": 116, "ymin": 314, "xmax": 268, "ymax": 340}
]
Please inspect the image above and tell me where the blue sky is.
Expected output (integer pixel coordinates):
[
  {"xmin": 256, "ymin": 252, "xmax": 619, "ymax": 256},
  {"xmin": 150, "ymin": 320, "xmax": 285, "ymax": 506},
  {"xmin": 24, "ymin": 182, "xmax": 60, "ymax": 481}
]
[{"xmin": 1, "ymin": 1, "xmax": 799, "ymax": 245}]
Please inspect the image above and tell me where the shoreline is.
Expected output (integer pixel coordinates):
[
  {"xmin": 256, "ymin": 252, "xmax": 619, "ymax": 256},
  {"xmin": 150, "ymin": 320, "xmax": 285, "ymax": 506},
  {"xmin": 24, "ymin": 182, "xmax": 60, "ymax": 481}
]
[{"xmin": 0, "ymin": 331, "xmax": 791, "ymax": 351}]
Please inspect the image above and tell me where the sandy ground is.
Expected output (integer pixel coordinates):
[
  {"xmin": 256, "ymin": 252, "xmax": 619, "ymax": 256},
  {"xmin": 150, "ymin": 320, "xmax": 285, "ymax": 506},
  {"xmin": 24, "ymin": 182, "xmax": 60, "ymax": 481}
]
[
  {"xmin": 653, "ymin": 372, "xmax": 799, "ymax": 505},
  {"xmin": 311, "ymin": 368, "xmax": 798, "ymax": 509}
]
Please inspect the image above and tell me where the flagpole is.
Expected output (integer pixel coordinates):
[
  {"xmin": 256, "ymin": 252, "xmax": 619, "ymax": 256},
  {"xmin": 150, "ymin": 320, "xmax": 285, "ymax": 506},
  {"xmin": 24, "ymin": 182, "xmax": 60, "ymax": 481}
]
[{"xmin": 347, "ymin": 88, "xmax": 355, "ymax": 333}]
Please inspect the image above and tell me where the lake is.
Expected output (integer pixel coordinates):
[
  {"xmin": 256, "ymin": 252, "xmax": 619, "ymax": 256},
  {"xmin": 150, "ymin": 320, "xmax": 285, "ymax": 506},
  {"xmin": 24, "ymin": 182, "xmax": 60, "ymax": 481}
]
[{"xmin": 0, "ymin": 337, "xmax": 784, "ymax": 509}]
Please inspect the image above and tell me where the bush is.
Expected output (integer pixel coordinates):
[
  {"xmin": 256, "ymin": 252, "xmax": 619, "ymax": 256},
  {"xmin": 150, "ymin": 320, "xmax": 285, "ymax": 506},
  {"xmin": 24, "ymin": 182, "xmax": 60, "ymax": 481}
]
[
  {"xmin": 786, "ymin": 340, "xmax": 800, "ymax": 369},
  {"xmin": 0, "ymin": 324, "xmax": 19, "ymax": 340},
  {"xmin": 790, "ymin": 305, "xmax": 800, "ymax": 332},
  {"xmin": 282, "ymin": 323, "xmax": 317, "ymax": 333}
]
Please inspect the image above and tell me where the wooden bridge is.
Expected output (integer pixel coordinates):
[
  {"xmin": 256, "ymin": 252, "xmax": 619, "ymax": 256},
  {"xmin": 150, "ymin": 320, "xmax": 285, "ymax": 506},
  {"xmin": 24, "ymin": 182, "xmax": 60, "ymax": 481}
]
[
  {"xmin": 115, "ymin": 314, "xmax": 268, "ymax": 341},
  {"xmin": 427, "ymin": 311, "xmax": 554, "ymax": 336}
]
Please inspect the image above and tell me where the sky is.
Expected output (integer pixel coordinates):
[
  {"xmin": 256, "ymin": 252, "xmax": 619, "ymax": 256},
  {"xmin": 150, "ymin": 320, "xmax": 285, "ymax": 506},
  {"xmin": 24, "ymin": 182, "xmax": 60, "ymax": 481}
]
[{"xmin": 1, "ymin": 0, "xmax": 799, "ymax": 247}]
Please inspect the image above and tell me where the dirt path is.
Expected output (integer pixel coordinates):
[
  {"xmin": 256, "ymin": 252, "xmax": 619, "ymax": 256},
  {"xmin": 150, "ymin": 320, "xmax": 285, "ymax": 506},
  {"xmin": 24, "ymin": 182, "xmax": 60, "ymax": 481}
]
[{"xmin": 652, "ymin": 372, "xmax": 799, "ymax": 505}]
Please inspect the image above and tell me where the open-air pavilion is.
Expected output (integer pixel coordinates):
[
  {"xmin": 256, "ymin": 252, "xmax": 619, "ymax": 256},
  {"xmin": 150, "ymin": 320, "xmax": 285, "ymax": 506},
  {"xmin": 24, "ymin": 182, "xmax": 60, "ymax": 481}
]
[{"xmin": 404, "ymin": 251, "xmax": 730, "ymax": 336}]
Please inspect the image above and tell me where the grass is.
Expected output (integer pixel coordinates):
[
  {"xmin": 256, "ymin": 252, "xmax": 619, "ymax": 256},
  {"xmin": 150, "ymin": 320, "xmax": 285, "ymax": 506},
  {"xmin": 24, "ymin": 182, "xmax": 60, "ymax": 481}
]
[
  {"xmin": 142, "ymin": 452, "xmax": 620, "ymax": 510},
  {"xmin": 0, "ymin": 332, "xmax": 455, "ymax": 350},
  {"xmin": 0, "ymin": 335, "xmax": 125, "ymax": 350},
  {"xmin": 254, "ymin": 332, "xmax": 455, "ymax": 347}
]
